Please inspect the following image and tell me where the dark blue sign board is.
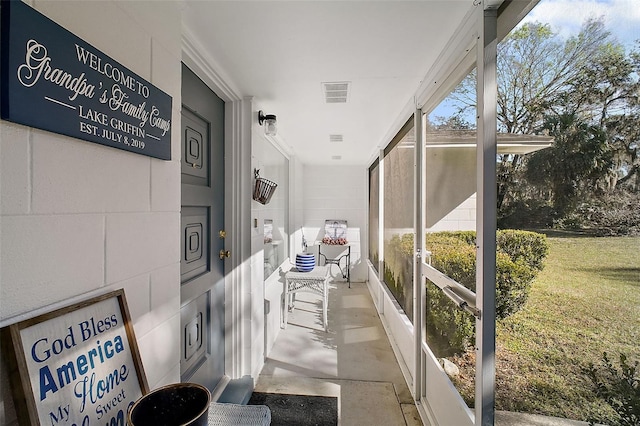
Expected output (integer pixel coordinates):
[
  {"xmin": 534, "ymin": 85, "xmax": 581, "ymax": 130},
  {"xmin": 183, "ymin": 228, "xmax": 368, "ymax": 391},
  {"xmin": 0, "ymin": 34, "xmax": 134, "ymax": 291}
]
[{"xmin": 1, "ymin": 1, "xmax": 172, "ymax": 160}]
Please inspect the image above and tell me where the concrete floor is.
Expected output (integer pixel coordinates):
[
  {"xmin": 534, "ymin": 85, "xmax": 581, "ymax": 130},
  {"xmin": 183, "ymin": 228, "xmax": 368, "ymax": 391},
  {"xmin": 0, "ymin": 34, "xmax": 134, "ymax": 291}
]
[
  {"xmin": 254, "ymin": 279, "xmax": 595, "ymax": 426},
  {"xmin": 255, "ymin": 279, "xmax": 423, "ymax": 426}
]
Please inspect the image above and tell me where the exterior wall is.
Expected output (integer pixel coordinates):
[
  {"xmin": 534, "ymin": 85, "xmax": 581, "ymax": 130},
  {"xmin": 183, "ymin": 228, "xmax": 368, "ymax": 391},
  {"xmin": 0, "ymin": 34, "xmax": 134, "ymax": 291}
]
[
  {"xmin": 366, "ymin": 263, "xmax": 415, "ymax": 391},
  {"xmin": 249, "ymin": 108, "xmax": 293, "ymax": 376},
  {"xmin": 261, "ymin": 156, "xmax": 302, "ymax": 359},
  {"xmin": 291, "ymin": 159, "xmax": 305, "ymax": 258},
  {"xmin": 426, "ymin": 194, "xmax": 476, "ymax": 232},
  {"xmin": 0, "ymin": 1, "xmax": 182, "ymax": 424},
  {"xmin": 425, "ymin": 147, "xmax": 476, "ymax": 231},
  {"xmin": 303, "ymin": 165, "xmax": 368, "ymax": 282}
]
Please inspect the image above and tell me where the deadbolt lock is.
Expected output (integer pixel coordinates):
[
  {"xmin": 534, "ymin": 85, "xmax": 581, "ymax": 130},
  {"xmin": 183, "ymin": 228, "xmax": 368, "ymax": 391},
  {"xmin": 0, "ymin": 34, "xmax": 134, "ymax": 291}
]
[
  {"xmin": 219, "ymin": 230, "xmax": 226, "ymax": 239},
  {"xmin": 219, "ymin": 249, "xmax": 231, "ymax": 259}
]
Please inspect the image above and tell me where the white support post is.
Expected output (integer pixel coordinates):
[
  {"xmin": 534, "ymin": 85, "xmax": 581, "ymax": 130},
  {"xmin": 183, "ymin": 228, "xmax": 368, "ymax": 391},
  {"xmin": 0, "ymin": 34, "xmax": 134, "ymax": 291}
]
[
  {"xmin": 413, "ymin": 108, "xmax": 424, "ymax": 399},
  {"xmin": 378, "ymin": 149, "xmax": 385, "ymax": 285},
  {"xmin": 476, "ymin": 4, "xmax": 498, "ymax": 426}
]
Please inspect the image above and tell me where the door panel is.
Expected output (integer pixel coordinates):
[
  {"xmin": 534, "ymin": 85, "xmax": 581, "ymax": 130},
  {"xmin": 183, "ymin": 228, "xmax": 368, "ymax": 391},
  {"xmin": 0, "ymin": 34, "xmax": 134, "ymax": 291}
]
[
  {"xmin": 180, "ymin": 64, "xmax": 225, "ymax": 392},
  {"xmin": 181, "ymin": 206, "xmax": 208, "ymax": 283},
  {"xmin": 182, "ymin": 114, "xmax": 209, "ymax": 185}
]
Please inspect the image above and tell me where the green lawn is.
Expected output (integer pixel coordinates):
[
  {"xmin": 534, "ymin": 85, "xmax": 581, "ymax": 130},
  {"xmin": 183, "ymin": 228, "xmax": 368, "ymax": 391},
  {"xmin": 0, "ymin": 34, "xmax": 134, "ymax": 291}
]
[{"xmin": 454, "ymin": 235, "xmax": 640, "ymax": 423}]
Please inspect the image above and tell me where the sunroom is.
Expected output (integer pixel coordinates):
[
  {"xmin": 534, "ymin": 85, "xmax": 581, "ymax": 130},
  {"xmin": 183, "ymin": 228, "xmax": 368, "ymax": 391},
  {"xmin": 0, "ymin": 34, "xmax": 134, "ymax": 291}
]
[{"xmin": 1, "ymin": 0, "xmax": 567, "ymax": 425}]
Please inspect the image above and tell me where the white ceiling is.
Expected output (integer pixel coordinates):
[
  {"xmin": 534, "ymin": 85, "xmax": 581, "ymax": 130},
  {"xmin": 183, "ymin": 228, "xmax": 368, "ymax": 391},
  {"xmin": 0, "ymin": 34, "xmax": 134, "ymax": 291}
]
[{"xmin": 182, "ymin": 1, "xmax": 474, "ymax": 166}]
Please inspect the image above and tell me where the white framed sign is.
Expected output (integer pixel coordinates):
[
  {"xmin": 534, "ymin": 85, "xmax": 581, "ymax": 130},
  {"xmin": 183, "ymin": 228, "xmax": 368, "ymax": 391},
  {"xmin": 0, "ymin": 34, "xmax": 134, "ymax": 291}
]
[{"xmin": 1, "ymin": 289, "xmax": 148, "ymax": 426}]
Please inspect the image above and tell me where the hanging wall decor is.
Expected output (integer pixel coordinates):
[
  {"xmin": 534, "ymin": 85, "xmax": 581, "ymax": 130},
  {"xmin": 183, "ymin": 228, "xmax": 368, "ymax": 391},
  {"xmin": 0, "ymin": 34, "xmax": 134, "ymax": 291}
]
[{"xmin": 0, "ymin": 1, "xmax": 172, "ymax": 160}]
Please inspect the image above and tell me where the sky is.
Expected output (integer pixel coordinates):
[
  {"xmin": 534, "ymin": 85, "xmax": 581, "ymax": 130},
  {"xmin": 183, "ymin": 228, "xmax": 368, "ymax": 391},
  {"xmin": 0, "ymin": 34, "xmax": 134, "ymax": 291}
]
[
  {"xmin": 429, "ymin": 0, "xmax": 640, "ymax": 123},
  {"xmin": 522, "ymin": 0, "xmax": 640, "ymax": 49}
]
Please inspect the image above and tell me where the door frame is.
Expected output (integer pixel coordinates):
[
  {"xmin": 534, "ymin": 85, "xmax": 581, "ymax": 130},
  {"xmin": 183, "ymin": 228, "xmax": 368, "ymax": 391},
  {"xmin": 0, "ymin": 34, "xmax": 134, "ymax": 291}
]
[{"xmin": 182, "ymin": 32, "xmax": 253, "ymax": 380}]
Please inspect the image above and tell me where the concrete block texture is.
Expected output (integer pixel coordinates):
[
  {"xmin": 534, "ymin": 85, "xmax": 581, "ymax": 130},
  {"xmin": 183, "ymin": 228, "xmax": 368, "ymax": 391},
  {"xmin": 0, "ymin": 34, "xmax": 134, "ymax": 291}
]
[
  {"xmin": 302, "ymin": 165, "xmax": 367, "ymax": 282},
  {"xmin": 151, "ymin": 159, "xmax": 181, "ymax": 212},
  {"xmin": 105, "ymin": 212, "xmax": 179, "ymax": 284},
  {"xmin": 136, "ymin": 313, "xmax": 181, "ymax": 389},
  {"xmin": 33, "ymin": 0, "xmax": 152, "ymax": 80},
  {"xmin": 115, "ymin": 0, "xmax": 182, "ymax": 59},
  {"xmin": 0, "ymin": 2, "xmax": 183, "ymax": 424},
  {"xmin": 0, "ymin": 122, "xmax": 30, "ymax": 215},
  {"xmin": 0, "ymin": 214, "xmax": 105, "ymax": 319},
  {"xmin": 32, "ymin": 131, "xmax": 151, "ymax": 214},
  {"xmin": 149, "ymin": 263, "xmax": 180, "ymax": 322}
]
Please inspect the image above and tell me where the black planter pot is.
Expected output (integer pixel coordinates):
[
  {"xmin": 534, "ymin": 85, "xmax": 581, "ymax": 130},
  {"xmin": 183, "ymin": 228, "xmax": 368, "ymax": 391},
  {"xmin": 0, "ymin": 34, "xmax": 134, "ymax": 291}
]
[{"xmin": 128, "ymin": 382, "xmax": 211, "ymax": 426}]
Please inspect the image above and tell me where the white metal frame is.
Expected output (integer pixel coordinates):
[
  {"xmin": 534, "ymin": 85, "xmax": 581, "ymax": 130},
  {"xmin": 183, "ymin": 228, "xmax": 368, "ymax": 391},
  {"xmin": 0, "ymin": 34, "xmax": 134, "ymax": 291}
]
[
  {"xmin": 413, "ymin": 2, "xmax": 533, "ymax": 425},
  {"xmin": 412, "ymin": 3, "xmax": 498, "ymax": 426},
  {"xmin": 413, "ymin": 3, "xmax": 483, "ymax": 425},
  {"xmin": 475, "ymin": 7, "xmax": 498, "ymax": 425}
]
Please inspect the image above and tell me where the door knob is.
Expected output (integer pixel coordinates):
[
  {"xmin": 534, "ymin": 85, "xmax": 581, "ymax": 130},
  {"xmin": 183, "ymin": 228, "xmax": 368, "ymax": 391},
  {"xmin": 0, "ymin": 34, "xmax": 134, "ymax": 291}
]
[{"xmin": 219, "ymin": 249, "xmax": 231, "ymax": 259}]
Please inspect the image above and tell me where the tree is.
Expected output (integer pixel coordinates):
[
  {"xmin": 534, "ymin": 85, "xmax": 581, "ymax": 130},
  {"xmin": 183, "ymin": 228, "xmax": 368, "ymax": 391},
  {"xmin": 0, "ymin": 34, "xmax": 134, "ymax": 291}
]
[
  {"xmin": 450, "ymin": 19, "xmax": 614, "ymax": 211},
  {"xmin": 443, "ymin": 17, "xmax": 639, "ymax": 232},
  {"xmin": 525, "ymin": 113, "xmax": 612, "ymax": 215},
  {"xmin": 550, "ymin": 40, "xmax": 640, "ymax": 193},
  {"xmin": 430, "ymin": 114, "xmax": 474, "ymax": 131}
]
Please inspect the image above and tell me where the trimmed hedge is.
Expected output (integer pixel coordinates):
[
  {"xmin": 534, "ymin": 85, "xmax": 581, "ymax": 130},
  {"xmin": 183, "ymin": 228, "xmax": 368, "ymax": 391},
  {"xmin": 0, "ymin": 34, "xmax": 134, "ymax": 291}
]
[
  {"xmin": 495, "ymin": 252, "xmax": 536, "ymax": 319},
  {"xmin": 426, "ymin": 230, "xmax": 549, "ymax": 272},
  {"xmin": 497, "ymin": 230, "xmax": 549, "ymax": 272},
  {"xmin": 431, "ymin": 230, "xmax": 547, "ymax": 353},
  {"xmin": 387, "ymin": 230, "xmax": 549, "ymax": 354},
  {"xmin": 425, "ymin": 239, "xmax": 476, "ymax": 354}
]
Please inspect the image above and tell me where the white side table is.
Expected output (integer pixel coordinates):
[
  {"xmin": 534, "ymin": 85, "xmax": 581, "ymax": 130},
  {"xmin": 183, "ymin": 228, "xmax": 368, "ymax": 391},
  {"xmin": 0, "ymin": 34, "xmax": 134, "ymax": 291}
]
[{"xmin": 283, "ymin": 266, "xmax": 330, "ymax": 331}]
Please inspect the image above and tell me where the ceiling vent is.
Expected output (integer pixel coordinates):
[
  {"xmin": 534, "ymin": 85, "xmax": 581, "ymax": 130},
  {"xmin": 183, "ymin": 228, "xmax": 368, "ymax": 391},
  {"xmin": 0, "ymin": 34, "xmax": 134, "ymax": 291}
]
[
  {"xmin": 329, "ymin": 134, "xmax": 343, "ymax": 143},
  {"xmin": 322, "ymin": 82, "xmax": 350, "ymax": 103},
  {"xmin": 331, "ymin": 155, "xmax": 342, "ymax": 160}
]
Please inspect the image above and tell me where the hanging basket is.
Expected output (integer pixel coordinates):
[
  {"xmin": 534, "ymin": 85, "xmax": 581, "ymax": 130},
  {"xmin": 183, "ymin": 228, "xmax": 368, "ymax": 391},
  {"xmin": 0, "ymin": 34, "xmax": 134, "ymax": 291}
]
[{"xmin": 253, "ymin": 170, "xmax": 277, "ymax": 205}]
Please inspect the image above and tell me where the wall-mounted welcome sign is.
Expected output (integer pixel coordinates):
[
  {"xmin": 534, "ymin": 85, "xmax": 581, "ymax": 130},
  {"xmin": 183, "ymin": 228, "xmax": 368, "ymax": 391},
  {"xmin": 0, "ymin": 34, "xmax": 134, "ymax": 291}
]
[
  {"xmin": 0, "ymin": 1, "xmax": 172, "ymax": 160},
  {"xmin": 0, "ymin": 289, "xmax": 149, "ymax": 426}
]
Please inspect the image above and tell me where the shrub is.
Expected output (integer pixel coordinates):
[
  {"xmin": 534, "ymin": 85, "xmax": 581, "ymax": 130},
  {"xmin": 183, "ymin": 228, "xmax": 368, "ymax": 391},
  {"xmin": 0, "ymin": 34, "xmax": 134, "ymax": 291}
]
[
  {"xmin": 429, "ymin": 238, "xmax": 476, "ymax": 288},
  {"xmin": 585, "ymin": 352, "xmax": 640, "ymax": 426},
  {"xmin": 425, "ymin": 230, "xmax": 547, "ymax": 353},
  {"xmin": 498, "ymin": 199, "xmax": 556, "ymax": 229},
  {"xmin": 497, "ymin": 230, "xmax": 549, "ymax": 272},
  {"xmin": 426, "ymin": 230, "xmax": 550, "ymax": 273},
  {"xmin": 426, "ymin": 239, "xmax": 476, "ymax": 354},
  {"xmin": 384, "ymin": 233, "xmax": 415, "ymax": 314},
  {"xmin": 495, "ymin": 252, "xmax": 536, "ymax": 319},
  {"xmin": 426, "ymin": 279, "xmax": 475, "ymax": 355},
  {"xmin": 383, "ymin": 230, "xmax": 548, "ymax": 354},
  {"xmin": 427, "ymin": 231, "xmax": 477, "ymax": 246},
  {"xmin": 574, "ymin": 194, "xmax": 640, "ymax": 236}
]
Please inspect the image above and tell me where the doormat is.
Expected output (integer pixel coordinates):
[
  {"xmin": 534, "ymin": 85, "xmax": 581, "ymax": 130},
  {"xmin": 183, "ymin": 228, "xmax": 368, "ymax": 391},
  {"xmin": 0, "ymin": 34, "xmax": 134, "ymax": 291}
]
[{"xmin": 248, "ymin": 392, "xmax": 338, "ymax": 426}]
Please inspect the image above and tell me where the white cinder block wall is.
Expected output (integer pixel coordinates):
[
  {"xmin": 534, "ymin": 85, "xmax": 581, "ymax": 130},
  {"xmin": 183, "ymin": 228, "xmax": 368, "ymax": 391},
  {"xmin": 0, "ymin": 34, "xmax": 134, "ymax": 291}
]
[
  {"xmin": 252, "ymin": 119, "xmax": 298, "ymax": 367},
  {"xmin": 0, "ymin": 1, "xmax": 182, "ymax": 424},
  {"xmin": 302, "ymin": 165, "xmax": 368, "ymax": 282},
  {"xmin": 250, "ymin": 129, "xmax": 287, "ymax": 375}
]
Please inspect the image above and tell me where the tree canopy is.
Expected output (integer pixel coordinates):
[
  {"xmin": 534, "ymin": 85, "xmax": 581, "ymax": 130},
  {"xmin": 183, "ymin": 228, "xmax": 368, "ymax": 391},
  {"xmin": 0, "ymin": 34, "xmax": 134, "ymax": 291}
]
[{"xmin": 448, "ymin": 17, "xmax": 639, "ymax": 233}]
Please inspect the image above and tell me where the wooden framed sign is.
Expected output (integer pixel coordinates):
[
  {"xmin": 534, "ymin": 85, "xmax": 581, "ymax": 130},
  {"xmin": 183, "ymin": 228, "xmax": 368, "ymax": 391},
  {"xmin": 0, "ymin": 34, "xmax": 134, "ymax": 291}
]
[
  {"xmin": 1, "ymin": 289, "xmax": 149, "ymax": 426},
  {"xmin": 0, "ymin": 0, "xmax": 172, "ymax": 160}
]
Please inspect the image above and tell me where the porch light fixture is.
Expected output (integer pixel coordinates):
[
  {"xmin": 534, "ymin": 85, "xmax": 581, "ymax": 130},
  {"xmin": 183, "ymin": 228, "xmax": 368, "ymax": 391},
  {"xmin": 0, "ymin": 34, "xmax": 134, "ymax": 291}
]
[{"xmin": 258, "ymin": 110, "xmax": 277, "ymax": 136}]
